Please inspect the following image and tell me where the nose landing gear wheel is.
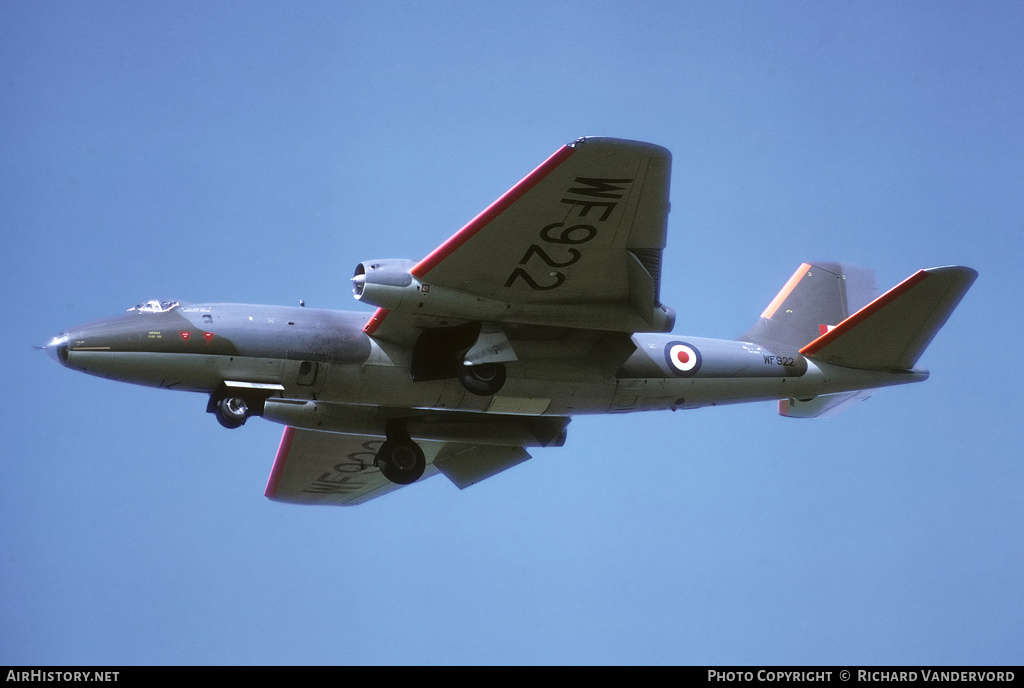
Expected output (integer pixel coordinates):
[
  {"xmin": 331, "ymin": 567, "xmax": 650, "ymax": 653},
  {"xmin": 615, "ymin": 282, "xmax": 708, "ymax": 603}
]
[{"xmin": 214, "ymin": 396, "xmax": 250, "ymax": 429}]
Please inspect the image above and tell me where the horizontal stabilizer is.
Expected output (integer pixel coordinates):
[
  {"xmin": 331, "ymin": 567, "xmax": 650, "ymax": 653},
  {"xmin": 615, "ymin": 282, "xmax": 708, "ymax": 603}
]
[
  {"xmin": 779, "ymin": 391, "xmax": 871, "ymax": 418},
  {"xmin": 800, "ymin": 266, "xmax": 977, "ymax": 371}
]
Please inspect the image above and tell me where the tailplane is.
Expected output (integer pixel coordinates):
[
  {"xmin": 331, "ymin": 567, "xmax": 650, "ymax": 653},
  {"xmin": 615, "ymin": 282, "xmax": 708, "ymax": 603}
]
[
  {"xmin": 778, "ymin": 390, "xmax": 873, "ymax": 419},
  {"xmin": 745, "ymin": 263, "xmax": 977, "ymax": 419},
  {"xmin": 799, "ymin": 266, "xmax": 977, "ymax": 371}
]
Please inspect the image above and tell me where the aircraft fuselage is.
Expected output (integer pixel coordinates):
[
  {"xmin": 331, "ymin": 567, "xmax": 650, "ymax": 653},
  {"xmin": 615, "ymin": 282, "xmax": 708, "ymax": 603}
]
[{"xmin": 45, "ymin": 301, "xmax": 925, "ymax": 424}]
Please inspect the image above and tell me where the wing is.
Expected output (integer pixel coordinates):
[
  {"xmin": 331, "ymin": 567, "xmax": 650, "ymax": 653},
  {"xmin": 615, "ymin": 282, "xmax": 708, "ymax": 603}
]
[
  {"xmin": 265, "ymin": 427, "xmax": 411, "ymax": 505},
  {"xmin": 364, "ymin": 137, "xmax": 674, "ymax": 341},
  {"xmin": 265, "ymin": 425, "xmax": 537, "ymax": 506}
]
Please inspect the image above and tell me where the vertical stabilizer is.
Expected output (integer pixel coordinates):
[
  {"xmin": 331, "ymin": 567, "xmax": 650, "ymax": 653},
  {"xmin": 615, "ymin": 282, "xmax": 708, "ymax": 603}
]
[{"xmin": 742, "ymin": 262, "xmax": 878, "ymax": 350}]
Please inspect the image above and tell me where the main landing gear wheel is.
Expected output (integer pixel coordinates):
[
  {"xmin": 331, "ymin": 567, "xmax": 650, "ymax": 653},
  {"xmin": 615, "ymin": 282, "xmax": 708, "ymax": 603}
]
[
  {"xmin": 375, "ymin": 438, "xmax": 426, "ymax": 485},
  {"xmin": 456, "ymin": 359, "xmax": 506, "ymax": 396},
  {"xmin": 214, "ymin": 396, "xmax": 250, "ymax": 429}
]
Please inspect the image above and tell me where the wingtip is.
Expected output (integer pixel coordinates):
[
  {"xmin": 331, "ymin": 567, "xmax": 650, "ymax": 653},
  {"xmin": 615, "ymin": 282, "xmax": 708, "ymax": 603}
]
[
  {"xmin": 567, "ymin": 136, "xmax": 672, "ymax": 158},
  {"xmin": 923, "ymin": 265, "xmax": 978, "ymax": 281},
  {"xmin": 264, "ymin": 426, "xmax": 296, "ymax": 499}
]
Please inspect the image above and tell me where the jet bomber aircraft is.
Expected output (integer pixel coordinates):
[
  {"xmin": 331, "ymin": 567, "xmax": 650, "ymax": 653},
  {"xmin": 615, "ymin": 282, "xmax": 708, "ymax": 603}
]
[{"xmin": 42, "ymin": 137, "xmax": 977, "ymax": 505}]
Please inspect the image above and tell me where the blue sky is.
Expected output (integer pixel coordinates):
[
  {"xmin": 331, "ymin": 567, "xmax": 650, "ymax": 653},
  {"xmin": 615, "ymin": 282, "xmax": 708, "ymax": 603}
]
[{"xmin": 2, "ymin": 1, "xmax": 1022, "ymax": 665}]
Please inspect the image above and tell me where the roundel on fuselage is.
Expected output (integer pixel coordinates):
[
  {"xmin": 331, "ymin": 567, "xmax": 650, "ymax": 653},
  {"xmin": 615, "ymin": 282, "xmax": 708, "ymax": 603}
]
[{"xmin": 664, "ymin": 341, "xmax": 702, "ymax": 377}]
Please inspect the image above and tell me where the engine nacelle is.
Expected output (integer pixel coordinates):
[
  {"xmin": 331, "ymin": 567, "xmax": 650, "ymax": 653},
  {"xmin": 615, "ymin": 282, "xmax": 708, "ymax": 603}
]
[
  {"xmin": 352, "ymin": 259, "xmax": 418, "ymax": 308},
  {"xmin": 352, "ymin": 258, "xmax": 677, "ymax": 333},
  {"xmin": 352, "ymin": 258, "xmax": 513, "ymax": 319}
]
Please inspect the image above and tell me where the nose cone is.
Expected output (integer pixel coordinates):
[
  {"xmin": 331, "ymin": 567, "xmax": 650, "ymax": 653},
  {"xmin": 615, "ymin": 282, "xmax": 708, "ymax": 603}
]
[{"xmin": 42, "ymin": 333, "xmax": 70, "ymax": 366}]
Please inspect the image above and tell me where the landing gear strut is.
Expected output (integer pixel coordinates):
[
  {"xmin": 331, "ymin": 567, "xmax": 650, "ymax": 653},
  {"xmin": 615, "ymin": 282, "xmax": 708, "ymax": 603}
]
[{"xmin": 375, "ymin": 421, "xmax": 426, "ymax": 484}]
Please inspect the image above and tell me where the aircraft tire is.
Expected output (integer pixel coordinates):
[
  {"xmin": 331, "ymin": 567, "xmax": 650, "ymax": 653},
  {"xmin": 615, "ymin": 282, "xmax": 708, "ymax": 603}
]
[
  {"xmin": 457, "ymin": 360, "xmax": 506, "ymax": 396},
  {"xmin": 376, "ymin": 438, "xmax": 426, "ymax": 484},
  {"xmin": 214, "ymin": 396, "xmax": 249, "ymax": 429}
]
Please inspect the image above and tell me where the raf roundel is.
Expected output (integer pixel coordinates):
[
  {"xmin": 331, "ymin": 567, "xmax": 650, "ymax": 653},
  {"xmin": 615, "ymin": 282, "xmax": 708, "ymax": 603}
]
[{"xmin": 665, "ymin": 341, "xmax": 702, "ymax": 377}]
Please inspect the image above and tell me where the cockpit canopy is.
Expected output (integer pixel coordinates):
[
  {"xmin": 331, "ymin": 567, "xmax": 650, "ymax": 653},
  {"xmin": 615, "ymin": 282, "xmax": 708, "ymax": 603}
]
[{"xmin": 127, "ymin": 300, "xmax": 179, "ymax": 313}]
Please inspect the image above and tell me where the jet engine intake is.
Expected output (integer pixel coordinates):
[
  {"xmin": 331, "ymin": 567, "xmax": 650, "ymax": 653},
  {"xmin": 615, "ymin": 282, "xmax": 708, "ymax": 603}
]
[{"xmin": 351, "ymin": 259, "xmax": 417, "ymax": 303}]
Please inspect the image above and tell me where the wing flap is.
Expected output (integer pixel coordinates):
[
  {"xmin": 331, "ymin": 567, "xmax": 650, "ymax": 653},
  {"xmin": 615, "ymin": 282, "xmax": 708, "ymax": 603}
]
[{"xmin": 433, "ymin": 445, "xmax": 531, "ymax": 489}]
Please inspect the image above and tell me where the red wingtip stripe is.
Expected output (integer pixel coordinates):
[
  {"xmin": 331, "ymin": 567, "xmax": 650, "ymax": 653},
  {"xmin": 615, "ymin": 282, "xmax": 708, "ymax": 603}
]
[
  {"xmin": 410, "ymin": 144, "xmax": 576, "ymax": 279},
  {"xmin": 800, "ymin": 269, "xmax": 929, "ymax": 357},
  {"xmin": 265, "ymin": 426, "xmax": 297, "ymax": 498}
]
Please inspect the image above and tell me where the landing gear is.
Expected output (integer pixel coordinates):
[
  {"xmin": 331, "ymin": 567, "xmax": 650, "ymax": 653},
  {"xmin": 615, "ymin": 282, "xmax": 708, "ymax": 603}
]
[
  {"xmin": 213, "ymin": 395, "xmax": 250, "ymax": 429},
  {"xmin": 207, "ymin": 382, "xmax": 280, "ymax": 429},
  {"xmin": 410, "ymin": 323, "xmax": 511, "ymax": 396},
  {"xmin": 375, "ymin": 421, "xmax": 426, "ymax": 484},
  {"xmin": 456, "ymin": 358, "xmax": 506, "ymax": 396}
]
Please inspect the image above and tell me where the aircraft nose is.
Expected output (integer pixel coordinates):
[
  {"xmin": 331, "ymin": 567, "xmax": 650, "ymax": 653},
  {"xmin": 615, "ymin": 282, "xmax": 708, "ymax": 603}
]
[{"xmin": 41, "ymin": 333, "xmax": 70, "ymax": 366}]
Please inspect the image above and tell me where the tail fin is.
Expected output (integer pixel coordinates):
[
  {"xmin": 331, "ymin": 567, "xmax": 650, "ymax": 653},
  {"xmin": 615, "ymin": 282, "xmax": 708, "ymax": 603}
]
[
  {"xmin": 800, "ymin": 266, "xmax": 977, "ymax": 371},
  {"xmin": 743, "ymin": 262, "xmax": 879, "ymax": 350}
]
